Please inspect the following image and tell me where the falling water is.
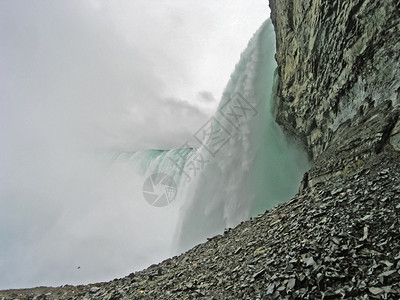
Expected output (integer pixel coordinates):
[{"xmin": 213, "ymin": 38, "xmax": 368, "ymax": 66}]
[{"xmin": 173, "ymin": 19, "xmax": 309, "ymax": 251}]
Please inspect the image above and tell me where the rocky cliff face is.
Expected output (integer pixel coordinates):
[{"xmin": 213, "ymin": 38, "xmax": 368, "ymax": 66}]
[{"xmin": 269, "ymin": 0, "xmax": 400, "ymax": 159}]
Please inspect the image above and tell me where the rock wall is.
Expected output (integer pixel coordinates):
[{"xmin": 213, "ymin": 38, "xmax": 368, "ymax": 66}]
[
  {"xmin": 269, "ymin": 0, "xmax": 400, "ymax": 159},
  {"xmin": 308, "ymin": 100, "xmax": 399, "ymax": 186}
]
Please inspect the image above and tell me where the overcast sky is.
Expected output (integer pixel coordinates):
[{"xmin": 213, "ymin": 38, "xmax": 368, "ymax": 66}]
[
  {"xmin": 1, "ymin": 0, "xmax": 271, "ymax": 152},
  {"xmin": 0, "ymin": 0, "xmax": 270, "ymax": 289}
]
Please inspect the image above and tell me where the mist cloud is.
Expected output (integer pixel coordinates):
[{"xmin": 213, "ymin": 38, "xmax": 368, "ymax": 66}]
[{"xmin": 0, "ymin": 0, "xmax": 269, "ymax": 288}]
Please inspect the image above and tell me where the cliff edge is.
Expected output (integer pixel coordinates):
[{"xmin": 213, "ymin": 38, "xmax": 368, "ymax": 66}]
[{"xmin": 270, "ymin": 0, "xmax": 400, "ymax": 159}]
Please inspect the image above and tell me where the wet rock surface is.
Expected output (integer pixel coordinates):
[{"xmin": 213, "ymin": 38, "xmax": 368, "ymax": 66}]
[
  {"xmin": 270, "ymin": 0, "xmax": 400, "ymax": 159},
  {"xmin": 308, "ymin": 101, "xmax": 399, "ymax": 187}
]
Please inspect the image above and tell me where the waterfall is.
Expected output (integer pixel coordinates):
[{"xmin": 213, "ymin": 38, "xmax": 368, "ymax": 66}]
[
  {"xmin": 0, "ymin": 17, "xmax": 308, "ymax": 289},
  {"xmin": 116, "ymin": 18, "xmax": 309, "ymax": 253},
  {"xmin": 173, "ymin": 18, "xmax": 309, "ymax": 251}
]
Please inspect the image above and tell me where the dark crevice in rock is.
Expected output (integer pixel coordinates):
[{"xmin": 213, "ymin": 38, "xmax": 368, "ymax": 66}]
[
  {"xmin": 375, "ymin": 110, "xmax": 399, "ymax": 154},
  {"xmin": 344, "ymin": 0, "xmax": 364, "ymax": 37}
]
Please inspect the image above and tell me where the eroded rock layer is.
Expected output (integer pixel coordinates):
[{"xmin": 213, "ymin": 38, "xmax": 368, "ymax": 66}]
[{"xmin": 270, "ymin": 0, "xmax": 400, "ymax": 158}]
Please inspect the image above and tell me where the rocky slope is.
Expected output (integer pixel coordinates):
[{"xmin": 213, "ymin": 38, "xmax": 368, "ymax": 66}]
[{"xmin": 1, "ymin": 0, "xmax": 400, "ymax": 299}]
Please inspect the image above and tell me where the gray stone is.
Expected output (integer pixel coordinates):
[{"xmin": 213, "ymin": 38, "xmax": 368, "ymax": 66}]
[
  {"xmin": 369, "ymin": 287, "xmax": 384, "ymax": 295},
  {"xmin": 89, "ymin": 287, "xmax": 100, "ymax": 293}
]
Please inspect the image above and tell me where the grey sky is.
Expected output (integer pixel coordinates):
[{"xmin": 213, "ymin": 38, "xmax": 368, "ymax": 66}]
[
  {"xmin": 0, "ymin": 0, "xmax": 270, "ymax": 289},
  {"xmin": 1, "ymin": 0, "xmax": 270, "ymax": 151}
]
